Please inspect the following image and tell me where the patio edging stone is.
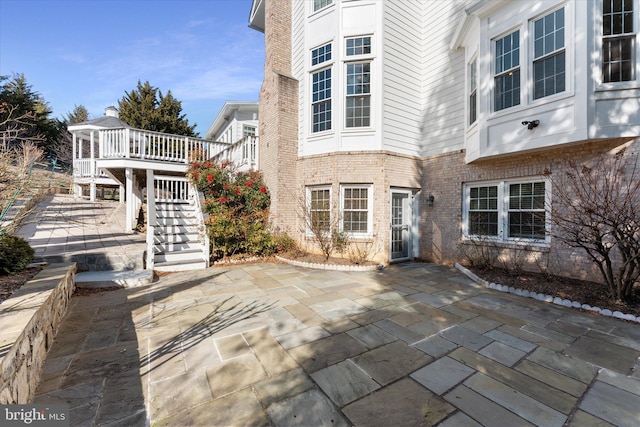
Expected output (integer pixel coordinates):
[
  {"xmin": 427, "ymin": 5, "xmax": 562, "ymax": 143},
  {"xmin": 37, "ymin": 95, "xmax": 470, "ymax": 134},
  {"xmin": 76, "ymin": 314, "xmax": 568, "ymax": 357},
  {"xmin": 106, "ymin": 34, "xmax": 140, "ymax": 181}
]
[
  {"xmin": 275, "ymin": 255, "xmax": 382, "ymax": 272},
  {"xmin": 455, "ymin": 263, "xmax": 640, "ymax": 324}
]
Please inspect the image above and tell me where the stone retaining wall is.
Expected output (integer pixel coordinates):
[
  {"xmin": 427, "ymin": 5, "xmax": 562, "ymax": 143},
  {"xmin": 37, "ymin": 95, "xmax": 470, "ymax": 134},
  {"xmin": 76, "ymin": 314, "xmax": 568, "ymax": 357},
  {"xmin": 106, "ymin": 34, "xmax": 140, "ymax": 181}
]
[{"xmin": 0, "ymin": 263, "xmax": 76, "ymax": 404}]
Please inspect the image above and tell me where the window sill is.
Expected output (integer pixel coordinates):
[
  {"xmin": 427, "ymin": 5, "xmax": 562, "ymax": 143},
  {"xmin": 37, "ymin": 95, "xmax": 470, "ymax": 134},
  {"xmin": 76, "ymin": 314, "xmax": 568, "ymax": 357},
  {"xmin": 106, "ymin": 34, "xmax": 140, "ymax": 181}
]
[
  {"xmin": 594, "ymin": 81, "xmax": 640, "ymax": 93},
  {"xmin": 460, "ymin": 236, "xmax": 550, "ymax": 250},
  {"xmin": 487, "ymin": 90, "xmax": 575, "ymax": 121}
]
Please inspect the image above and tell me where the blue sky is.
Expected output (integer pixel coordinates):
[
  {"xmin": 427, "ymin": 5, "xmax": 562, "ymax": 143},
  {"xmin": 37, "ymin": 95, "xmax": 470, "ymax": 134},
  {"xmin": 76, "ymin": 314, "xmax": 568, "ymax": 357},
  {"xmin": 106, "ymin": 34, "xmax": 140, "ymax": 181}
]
[{"xmin": 0, "ymin": 0, "xmax": 264, "ymax": 136}]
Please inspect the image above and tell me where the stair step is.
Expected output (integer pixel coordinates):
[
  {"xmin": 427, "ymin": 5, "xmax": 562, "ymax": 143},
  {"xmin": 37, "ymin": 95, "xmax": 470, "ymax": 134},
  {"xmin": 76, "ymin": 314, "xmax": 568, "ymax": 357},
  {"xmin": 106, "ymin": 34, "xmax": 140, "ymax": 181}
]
[
  {"xmin": 154, "ymin": 225, "xmax": 199, "ymax": 233},
  {"xmin": 155, "ymin": 249, "xmax": 204, "ymax": 263},
  {"xmin": 154, "ymin": 233, "xmax": 200, "ymax": 242},
  {"xmin": 155, "ymin": 241, "xmax": 202, "ymax": 252},
  {"xmin": 154, "ymin": 217, "xmax": 199, "ymax": 226},
  {"xmin": 154, "ymin": 258, "xmax": 208, "ymax": 272}
]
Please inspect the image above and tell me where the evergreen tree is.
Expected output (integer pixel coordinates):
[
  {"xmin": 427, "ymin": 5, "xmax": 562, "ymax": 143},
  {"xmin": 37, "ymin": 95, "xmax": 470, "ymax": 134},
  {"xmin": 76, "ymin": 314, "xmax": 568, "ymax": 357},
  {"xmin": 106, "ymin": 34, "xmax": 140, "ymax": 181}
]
[
  {"xmin": 65, "ymin": 104, "xmax": 89, "ymax": 124},
  {"xmin": 0, "ymin": 74, "xmax": 63, "ymax": 157},
  {"xmin": 118, "ymin": 80, "xmax": 197, "ymax": 136}
]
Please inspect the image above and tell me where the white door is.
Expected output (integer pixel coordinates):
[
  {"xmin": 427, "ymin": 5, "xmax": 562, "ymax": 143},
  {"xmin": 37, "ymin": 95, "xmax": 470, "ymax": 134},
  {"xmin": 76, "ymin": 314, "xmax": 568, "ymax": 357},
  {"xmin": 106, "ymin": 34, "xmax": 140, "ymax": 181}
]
[{"xmin": 390, "ymin": 190, "xmax": 412, "ymax": 262}]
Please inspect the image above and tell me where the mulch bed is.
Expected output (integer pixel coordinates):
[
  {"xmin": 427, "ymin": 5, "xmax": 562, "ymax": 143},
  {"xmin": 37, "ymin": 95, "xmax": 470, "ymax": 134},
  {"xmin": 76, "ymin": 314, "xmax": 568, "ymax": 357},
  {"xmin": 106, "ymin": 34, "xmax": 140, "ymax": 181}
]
[
  {"xmin": 470, "ymin": 267, "xmax": 640, "ymax": 317},
  {"xmin": 0, "ymin": 267, "xmax": 43, "ymax": 305}
]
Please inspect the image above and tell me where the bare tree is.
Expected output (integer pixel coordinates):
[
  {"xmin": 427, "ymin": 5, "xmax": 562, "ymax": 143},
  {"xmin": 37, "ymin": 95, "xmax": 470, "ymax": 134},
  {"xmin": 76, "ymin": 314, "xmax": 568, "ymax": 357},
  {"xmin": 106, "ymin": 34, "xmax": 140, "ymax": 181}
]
[
  {"xmin": 548, "ymin": 148, "xmax": 640, "ymax": 302},
  {"xmin": 297, "ymin": 192, "xmax": 348, "ymax": 261}
]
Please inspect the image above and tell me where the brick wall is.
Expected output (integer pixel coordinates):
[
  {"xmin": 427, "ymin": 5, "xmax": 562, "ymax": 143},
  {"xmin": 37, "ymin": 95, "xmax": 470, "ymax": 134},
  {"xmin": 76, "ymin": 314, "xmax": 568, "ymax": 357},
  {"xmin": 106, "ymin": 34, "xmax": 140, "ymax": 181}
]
[
  {"xmin": 259, "ymin": 0, "xmax": 299, "ymax": 233},
  {"xmin": 420, "ymin": 138, "xmax": 640, "ymax": 281},
  {"xmin": 296, "ymin": 151, "xmax": 420, "ymax": 263}
]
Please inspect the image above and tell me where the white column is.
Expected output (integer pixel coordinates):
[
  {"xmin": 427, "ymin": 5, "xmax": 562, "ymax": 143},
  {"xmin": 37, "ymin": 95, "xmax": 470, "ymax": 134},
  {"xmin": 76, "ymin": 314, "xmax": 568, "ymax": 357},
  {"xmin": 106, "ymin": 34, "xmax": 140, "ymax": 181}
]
[
  {"xmin": 146, "ymin": 169, "xmax": 155, "ymax": 270},
  {"xmin": 119, "ymin": 185, "xmax": 125, "ymax": 204},
  {"xmin": 125, "ymin": 168, "xmax": 134, "ymax": 232}
]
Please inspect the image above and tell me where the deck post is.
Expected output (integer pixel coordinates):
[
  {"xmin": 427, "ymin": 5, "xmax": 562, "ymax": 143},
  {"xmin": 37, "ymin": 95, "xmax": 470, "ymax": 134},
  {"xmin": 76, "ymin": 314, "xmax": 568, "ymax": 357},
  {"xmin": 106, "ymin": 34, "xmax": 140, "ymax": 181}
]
[
  {"xmin": 125, "ymin": 168, "xmax": 134, "ymax": 232},
  {"xmin": 146, "ymin": 169, "xmax": 155, "ymax": 270},
  {"xmin": 90, "ymin": 131, "xmax": 96, "ymax": 202}
]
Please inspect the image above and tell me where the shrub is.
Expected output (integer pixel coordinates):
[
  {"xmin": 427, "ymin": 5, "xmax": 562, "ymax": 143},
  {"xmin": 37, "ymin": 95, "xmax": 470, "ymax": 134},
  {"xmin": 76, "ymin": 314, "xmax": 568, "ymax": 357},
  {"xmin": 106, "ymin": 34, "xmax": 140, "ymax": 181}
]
[
  {"xmin": 188, "ymin": 161, "xmax": 273, "ymax": 260},
  {"xmin": 0, "ymin": 234, "xmax": 34, "ymax": 275},
  {"xmin": 548, "ymin": 148, "xmax": 640, "ymax": 303}
]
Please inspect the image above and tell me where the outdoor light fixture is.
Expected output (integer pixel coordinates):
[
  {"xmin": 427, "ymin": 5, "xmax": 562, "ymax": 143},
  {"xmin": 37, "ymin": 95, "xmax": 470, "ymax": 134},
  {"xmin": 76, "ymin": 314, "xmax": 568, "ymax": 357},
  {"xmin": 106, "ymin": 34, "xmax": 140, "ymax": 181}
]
[
  {"xmin": 428, "ymin": 194, "xmax": 435, "ymax": 207},
  {"xmin": 522, "ymin": 120, "xmax": 540, "ymax": 130}
]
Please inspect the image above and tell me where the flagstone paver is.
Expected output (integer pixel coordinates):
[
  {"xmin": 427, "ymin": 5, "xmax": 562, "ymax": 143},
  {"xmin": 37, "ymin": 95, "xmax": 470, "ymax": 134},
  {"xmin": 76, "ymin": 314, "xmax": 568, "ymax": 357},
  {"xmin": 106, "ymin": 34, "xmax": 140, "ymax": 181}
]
[
  {"xmin": 30, "ymin": 261, "xmax": 640, "ymax": 426},
  {"xmin": 411, "ymin": 356, "xmax": 476, "ymax": 395},
  {"xmin": 310, "ymin": 359, "xmax": 380, "ymax": 406},
  {"xmin": 343, "ymin": 377, "xmax": 455, "ymax": 426},
  {"xmin": 18, "ymin": 196, "xmax": 640, "ymax": 427}
]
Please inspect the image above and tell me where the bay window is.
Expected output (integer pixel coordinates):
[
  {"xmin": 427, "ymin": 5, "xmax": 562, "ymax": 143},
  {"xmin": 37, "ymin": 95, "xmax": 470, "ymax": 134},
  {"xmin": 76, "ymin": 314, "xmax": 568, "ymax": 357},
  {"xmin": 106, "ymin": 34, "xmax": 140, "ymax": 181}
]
[
  {"xmin": 533, "ymin": 8, "xmax": 566, "ymax": 99},
  {"xmin": 494, "ymin": 30, "xmax": 520, "ymax": 111},
  {"xmin": 603, "ymin": 0, "xmax": 635, "ymax": 82},
  {"xmin": 311, "ymin": 43, "xmax": 332, "ymax": 133}
]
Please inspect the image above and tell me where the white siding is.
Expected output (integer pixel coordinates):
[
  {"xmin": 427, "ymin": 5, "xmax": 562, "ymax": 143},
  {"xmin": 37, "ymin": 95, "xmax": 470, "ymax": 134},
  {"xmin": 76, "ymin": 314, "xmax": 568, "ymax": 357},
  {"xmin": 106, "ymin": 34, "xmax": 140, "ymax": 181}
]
[
  {"xmin": 381, "ymin": 0, "xmax": 424, "ymax": 155},
  {"xmin": 420, "ymin": 1, "xmax": 470, "ymax": 157},
  {"xmin": 292, "ymin": 0, "xmax": 306, "ymax": 155}
]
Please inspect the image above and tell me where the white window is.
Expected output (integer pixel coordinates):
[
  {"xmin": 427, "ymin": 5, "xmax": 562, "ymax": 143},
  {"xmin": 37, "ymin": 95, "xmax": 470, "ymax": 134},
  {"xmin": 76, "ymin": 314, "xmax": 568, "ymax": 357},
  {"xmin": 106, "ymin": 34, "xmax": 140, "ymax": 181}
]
[
  {"xmin": 243, "ymin": 125, "xmax": 256, "ymax": 137},
  {"xmin": 345, "ymin": 36, "xmax": 372, "ymax": 128},
  {"xmin": 346, "ymin": 36, "xmax": 371, "ymax": 56},
  {"xmin": 345, "ymin": 63, "xmax": 371, "ymax": 128},
  {"xmin": 313, "ymin": 0, "xmax": 332, "ymax": 13},
  {"xmin": 307, "ymin": 186, "xmax": 331, "ymax": 233},
  {"xmin": 494, "ymin": 30, "xmax": 520, "ymax": 111},
  {"xmin": 341, "ymin": 185, "xmax": 372, "ymax": 235},
  {"xmin": 464, "ymin": 180, "xmax": 549, "ymax": 242},
  {"xmin": 533, "ymin": 8, "xmax": 566, "ymax": 99},
  {"xmin": 469, "ymin": 58, "xmax": 477, "ymax": 125},
  {"xmin": 311, "ymin": 43, "xmax": 332, "ymax": 133},
  {"xmin": 603, "ymin": 0, "xmax": 635, "ymax": 82}
]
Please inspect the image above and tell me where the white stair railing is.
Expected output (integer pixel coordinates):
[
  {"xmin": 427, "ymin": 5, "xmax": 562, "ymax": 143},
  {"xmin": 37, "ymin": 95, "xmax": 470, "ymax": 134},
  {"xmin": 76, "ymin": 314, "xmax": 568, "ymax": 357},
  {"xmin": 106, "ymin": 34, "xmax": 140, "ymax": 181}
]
[{"xmin": 146, "ymin": 174, "xmax": 209, "ymax": 270}]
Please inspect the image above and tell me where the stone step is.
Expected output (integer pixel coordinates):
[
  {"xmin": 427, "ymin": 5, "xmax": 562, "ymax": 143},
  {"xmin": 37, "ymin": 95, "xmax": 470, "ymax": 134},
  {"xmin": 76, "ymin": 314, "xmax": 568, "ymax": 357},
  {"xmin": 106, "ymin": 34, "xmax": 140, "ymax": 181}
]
[{"xmin": 74, "ymin": 269, "xmax": 154, "ymax": 288}]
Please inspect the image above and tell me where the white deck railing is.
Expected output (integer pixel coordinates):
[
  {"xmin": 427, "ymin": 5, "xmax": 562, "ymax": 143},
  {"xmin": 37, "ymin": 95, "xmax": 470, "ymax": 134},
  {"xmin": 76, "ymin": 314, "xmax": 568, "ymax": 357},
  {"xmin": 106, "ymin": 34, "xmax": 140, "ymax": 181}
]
[
  {"xmin": 99, "ymin": 128, "xmax": 228, "ymax": 164},
  {"xmin": 210, "ymin": 135, "xmax": 258, "ymax": 171},
  {"xmin": 73, "ymin": 159, "xmax": 109, "ymax": 178}
]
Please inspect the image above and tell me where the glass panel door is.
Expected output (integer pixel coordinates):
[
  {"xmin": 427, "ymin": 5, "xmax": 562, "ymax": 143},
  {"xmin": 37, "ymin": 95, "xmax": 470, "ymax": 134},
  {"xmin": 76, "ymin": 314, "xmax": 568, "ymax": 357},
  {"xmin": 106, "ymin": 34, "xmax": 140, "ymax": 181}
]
[{"xmin": 390, "ymin": 191, "xmax": 411, "ymax": 261}]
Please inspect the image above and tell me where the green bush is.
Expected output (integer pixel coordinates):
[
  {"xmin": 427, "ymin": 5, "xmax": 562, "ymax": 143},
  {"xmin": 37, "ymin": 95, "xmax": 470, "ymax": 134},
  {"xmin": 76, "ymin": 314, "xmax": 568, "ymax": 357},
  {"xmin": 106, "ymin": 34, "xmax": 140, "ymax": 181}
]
[
  {"xmin": 188, "ymin": 161, "xmax": 274, "ymax": 260},
  {"xmin": 0, "ymin": 234, "xmax": 34, "ymax": 275}
]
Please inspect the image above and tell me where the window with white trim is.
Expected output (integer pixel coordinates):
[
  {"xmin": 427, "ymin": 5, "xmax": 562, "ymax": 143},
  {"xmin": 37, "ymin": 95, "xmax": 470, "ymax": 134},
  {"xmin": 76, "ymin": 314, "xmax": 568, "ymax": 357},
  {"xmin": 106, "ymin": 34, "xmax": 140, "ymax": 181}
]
[
  {"xmin": 311, "ymin": 42, "xmax": 332, "ymax": 133},
  {"xmin": 533, "ymin": 8, "xmax": 566, "ymax": 99},
  {"xmin": 464, "ymin": 180, "xmax": 549, "ymax": 242},
  {"xmin": 345, "ymin": 63, "xmax": 371, "ymax": 127},
  {"xmin": 243, "ymin": 125, "xmax": 256, "ymax": 137},
  {"xmin": 242, "ymin": 126, "xmax": 256, "ymax": 162},
  {"xmin": 469, "ymin": 58, "xmax": 477, "ymax": 125},
  {"xmin": 307, "ymin": 186, "xmax": 331, "ymax": 233},
  {"xmin": 313, "ymin": 0, "xmax": 332, "ymax": 13},
  {"xmin": 341, "ymin": 185, "xmax": 372, "ymax": 234},
  {"xmin": 346, "ymin": 36, "xmax": 371, "ymax": 56},
  {"xmin": 345, "ymin": 36, "xmax": 372, "ymax": 128},
  {"xmin": 603, "ymin": 0, "xmax": 635, "ymax": 82},
  {"xmin": 494, "ymin": 30, "xmax": 520, "ymax": 111}
]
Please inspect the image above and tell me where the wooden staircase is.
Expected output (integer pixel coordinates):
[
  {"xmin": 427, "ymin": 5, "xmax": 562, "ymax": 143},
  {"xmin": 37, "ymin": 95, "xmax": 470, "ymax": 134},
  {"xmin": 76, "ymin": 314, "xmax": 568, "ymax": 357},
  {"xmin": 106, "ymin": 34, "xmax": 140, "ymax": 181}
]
[{"xmin": 148, "ymin": 175, "xmax": 209, "ymax": 272}]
